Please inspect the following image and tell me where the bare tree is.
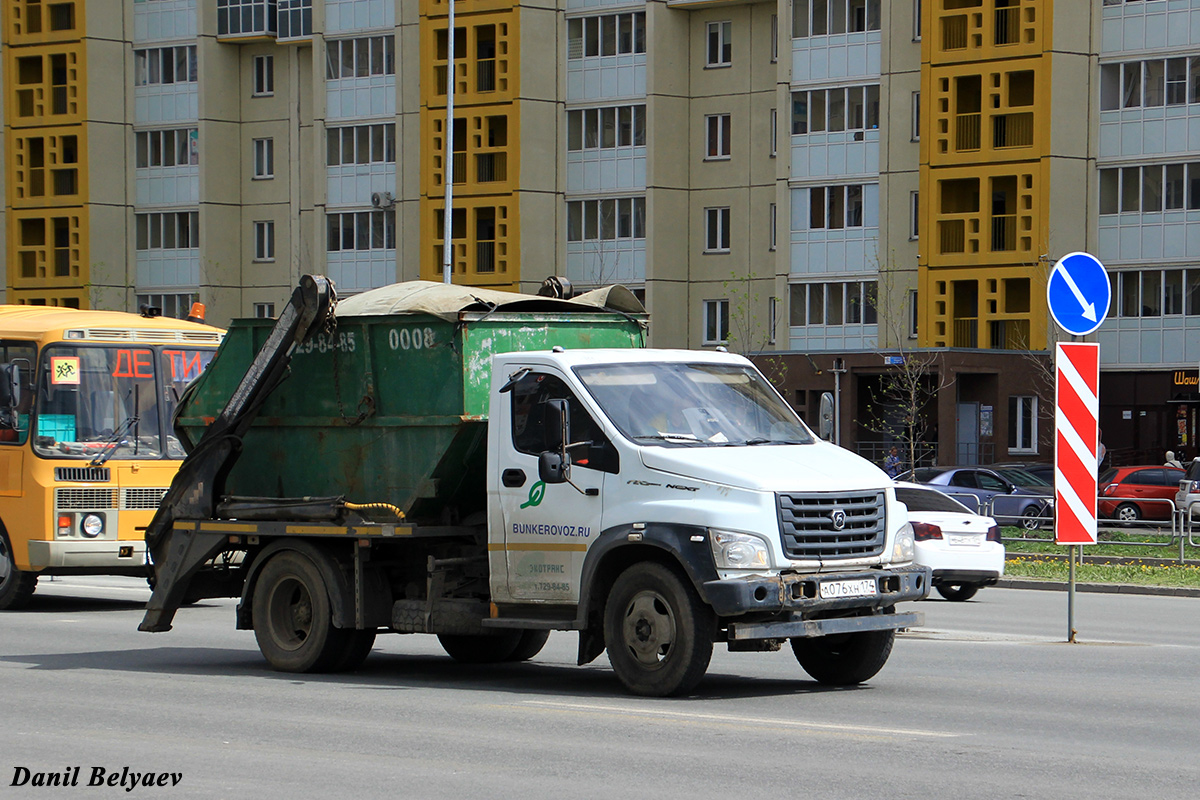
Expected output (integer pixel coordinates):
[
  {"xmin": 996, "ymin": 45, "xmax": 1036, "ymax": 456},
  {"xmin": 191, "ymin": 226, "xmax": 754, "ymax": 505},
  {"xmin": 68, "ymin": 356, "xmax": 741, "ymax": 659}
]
[{"xmin": 723, "ymin": 270, "xmax": 788, "ymax": 388}]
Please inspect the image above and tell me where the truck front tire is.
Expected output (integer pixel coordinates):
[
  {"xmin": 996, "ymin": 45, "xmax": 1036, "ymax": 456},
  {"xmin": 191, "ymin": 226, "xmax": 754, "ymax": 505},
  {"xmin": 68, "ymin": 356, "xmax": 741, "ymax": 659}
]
[
  {"xmin": 790, "ymin": 628, "xmax": 895, "ymax": 685},
  {"xmin": 0, "ymin": 530, "xmax": 38, "ymax": 610},
  {"xmin": 604, "ymin": 562, "xmax": 715, "ymax": 697},
  {"xmin": 252, "ymin": 550, "xmax": 353, "ymax": 673}
]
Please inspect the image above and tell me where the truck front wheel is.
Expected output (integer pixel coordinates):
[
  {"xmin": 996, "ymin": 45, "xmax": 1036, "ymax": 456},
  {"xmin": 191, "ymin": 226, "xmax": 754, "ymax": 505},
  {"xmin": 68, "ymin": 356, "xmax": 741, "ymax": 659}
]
[
  {"xmin": 604, "ymin": 562, "xmax": 715, "ymax": 697},
  {"xmin": 0, "ymin": 530, "xmax": 38, "ymax": 610},
  {"xmin": 790, "ymin": 628, "xmax": 895, "ymax": 685},
  {"xmin": 252, "ymin": 550, "xmax": 350, "ymax": 673}
]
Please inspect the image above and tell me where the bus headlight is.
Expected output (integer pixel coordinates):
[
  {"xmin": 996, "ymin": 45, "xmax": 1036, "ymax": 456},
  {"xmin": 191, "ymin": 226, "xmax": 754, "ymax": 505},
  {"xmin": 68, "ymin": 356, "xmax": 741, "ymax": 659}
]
[
  {"xmin": 709, "ymin": 529, "xmax": 770, "ymax": 570},
  {"xmin": 80, "ymin": 514, "xmax": 104, "ymax": 538}
]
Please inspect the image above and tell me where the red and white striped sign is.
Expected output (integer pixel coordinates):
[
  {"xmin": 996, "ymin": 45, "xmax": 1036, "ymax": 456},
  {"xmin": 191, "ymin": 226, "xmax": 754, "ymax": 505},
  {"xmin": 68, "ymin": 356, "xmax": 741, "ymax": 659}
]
[{"xmin": 1054, "ymin": 342, "xmax": 1100, "ymax": 545}]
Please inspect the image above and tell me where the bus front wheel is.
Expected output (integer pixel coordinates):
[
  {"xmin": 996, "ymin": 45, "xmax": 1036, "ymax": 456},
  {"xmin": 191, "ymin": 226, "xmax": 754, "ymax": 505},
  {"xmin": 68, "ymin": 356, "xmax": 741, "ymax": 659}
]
[{"xmin": 0, "ymin": 530, "xmax": 38, "ymax": 610}]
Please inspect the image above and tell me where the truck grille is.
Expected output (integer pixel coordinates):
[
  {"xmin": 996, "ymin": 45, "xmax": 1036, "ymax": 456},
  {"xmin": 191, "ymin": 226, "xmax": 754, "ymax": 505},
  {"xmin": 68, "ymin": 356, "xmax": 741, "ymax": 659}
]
[
  {"xmin": 777, "ymin": 490, "xmax": 887, "ymax": 560},
  {"xmin": 56, "ymin": 488, "xmax": 120, "ymax": 510},
  {"xmin": 122, "ymin": 488, "xmax": 169, "ymax": 510}
]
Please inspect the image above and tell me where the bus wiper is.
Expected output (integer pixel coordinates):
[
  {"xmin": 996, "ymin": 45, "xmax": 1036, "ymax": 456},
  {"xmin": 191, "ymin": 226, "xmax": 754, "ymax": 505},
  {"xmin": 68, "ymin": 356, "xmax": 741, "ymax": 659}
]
[{"xmin": 89, "ymin": 414, "xmax": 140, "ymax": 467}]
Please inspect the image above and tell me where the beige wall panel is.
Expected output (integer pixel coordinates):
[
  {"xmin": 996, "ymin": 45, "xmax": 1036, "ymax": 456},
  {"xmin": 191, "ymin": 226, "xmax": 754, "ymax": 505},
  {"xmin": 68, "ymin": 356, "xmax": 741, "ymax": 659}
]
[
  {"xmin": 748, "ymin": 87, "xmax": 778, "ymax": 188},
  {"xmin": 647, "ymin": 4, "xmax": 691, "ymax": 100},
  {"xmin": 518, "ymin": 191, "xmax": 560, "ymax": 291},
  {"xmin": 646, "ymin": 188, "xmax": 689, "ymax": 284},
  {"xmin": 647, "ymin": 94, "xmax": 691, "ymax": 189},
  {"xmin": 198, "ymin": 39, "xmax": 242, "ymax": 123},
  {"xmin": 519, "ymin": 7, "xmax": 560, "ymax": 103},
  {"xmin": 199, "ymin": 121, "xmax": 243, "ymax": 206},
  {"xmin": 397, "ymin": 198, "xmax": 422, "ymax": 282},
  {"xmin": 1048, "ymin": 53, "xmax": 1091, "ymax": 160},
  {"xmin": 86, "ymin": 39, "xmax": 129, "ymax": 126},
  {"xmin": 519, "ymin": 99, "xmax": 560, "ymax": 192},
  {"xmin": 87, "ymin": 203, "xmax": 133, "ymax": 306},
  {"xmin": 688, "ymin": 9, "xmax": 755, "ymax": 99},
  {"xmin": 199, "ymin": 204, "xmax": 243, "ymax": 292},
  {"xmin": 238, "ymin": 45, "xmax": 291, "ymax": 124},
  {"xmin": 689, "ymin": 93, "xmax": 751, "ymax": 190}
]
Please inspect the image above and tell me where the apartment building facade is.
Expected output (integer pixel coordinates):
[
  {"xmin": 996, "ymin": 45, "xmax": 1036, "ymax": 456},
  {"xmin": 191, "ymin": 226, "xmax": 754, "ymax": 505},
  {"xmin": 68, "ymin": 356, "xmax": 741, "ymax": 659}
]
[{"xmin": 2, "ymin": 0, "xmax": 1198, "ymax": 466}]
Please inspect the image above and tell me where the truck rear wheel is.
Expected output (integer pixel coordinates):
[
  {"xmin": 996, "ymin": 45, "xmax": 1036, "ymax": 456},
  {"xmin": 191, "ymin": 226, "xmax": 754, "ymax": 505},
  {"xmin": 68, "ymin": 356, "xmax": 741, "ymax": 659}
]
[
  {"xmin": 252, "ymin": 550, "xmax": 349, "ymax": 673},
  {"xmin": 790, "ymin": 628, "xmax": 895, "ymax": 685},
  {"xmin": 604, "ymin": 562, "xmax": 714, "ymax": 697},
  {"xmin": 0, "ymin": 530, "xmax": 38, "ymax": 611},
  {"xmin": 438, "ymin": 630, "xmax": 523, "ymax": 663}
]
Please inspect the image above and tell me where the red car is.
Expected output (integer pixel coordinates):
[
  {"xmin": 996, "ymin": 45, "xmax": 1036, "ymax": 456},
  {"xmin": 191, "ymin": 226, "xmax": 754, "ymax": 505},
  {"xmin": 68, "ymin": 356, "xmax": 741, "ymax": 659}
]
[{"xmin": 1098, "ymin": 466, "xmax": 1186, "ymax": 522}]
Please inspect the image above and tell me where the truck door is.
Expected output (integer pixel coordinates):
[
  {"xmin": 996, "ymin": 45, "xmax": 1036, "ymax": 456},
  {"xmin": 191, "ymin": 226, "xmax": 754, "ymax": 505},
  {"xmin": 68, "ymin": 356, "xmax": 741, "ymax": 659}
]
[{"xmin": 498, "ymin": 370, "xmax": 613, "ymax": 602}]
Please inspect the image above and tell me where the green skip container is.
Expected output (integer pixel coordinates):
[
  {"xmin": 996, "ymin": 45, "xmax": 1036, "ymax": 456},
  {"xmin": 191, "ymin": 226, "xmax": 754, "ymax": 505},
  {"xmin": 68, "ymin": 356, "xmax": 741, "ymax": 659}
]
[{"xmin": 174, "ymin": 280, "xmax": 646, "ymax": 523}]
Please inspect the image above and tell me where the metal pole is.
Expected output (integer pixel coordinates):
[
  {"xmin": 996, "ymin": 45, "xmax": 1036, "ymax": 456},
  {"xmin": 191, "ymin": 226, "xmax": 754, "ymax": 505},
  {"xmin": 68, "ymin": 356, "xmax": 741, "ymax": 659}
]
[
  {"xmin": 441, "ymin": 0, "xmax": 456, "ymax": 284},
  {"xmin": 1067, "ymin": 545, "xmax": 1076, "ymax": 643}
]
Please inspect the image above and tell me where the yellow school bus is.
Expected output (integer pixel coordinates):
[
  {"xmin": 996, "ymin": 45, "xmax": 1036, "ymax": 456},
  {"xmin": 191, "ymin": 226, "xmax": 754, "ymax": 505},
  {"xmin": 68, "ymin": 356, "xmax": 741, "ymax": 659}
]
[{"xmin": 0, "ymin": 305, "xmax": 223, "ymax": 609}]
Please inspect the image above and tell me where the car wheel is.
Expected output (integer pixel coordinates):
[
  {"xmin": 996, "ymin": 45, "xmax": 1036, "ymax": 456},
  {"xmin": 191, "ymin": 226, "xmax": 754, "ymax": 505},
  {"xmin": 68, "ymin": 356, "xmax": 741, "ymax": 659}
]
[
  {"xmin": 0, "ymin": 529, "xmax": 38, "ymax": 611},
  {"xmin": 1020, "ymin": 505, "xmax": 1044, "ymax": 530},
  {"xmin": 1114, "ymin": 503, "xmax": 1141, "ymax": 525},
  {"xmin": 604, "ymin": 562, "xmax": 715, "ymax": 697},
  {"xmin": 936, "ymin": 583, "xmax": 980, "ymax": 602},
  {"xmin": 790, "ymin": 628, "xmax": 895, "ymax": 685}
]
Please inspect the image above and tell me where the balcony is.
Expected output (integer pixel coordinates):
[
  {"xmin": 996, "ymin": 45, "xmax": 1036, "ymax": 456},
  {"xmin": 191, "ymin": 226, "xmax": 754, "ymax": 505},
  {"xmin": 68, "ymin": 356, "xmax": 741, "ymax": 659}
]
[
  {"xmin": 940, "ymin": 219, "xmax": 967, "ymax": 255},
  {"xmin": 217, "ymin": 0, "xmax": 278, "ymax": 40},
  {"xmin": 953, "ymin": 318, "xmax": 978, "ymax": 348},
  {"xmin": 476, "ymin": 152, "xmax": 506, "ymax": 183},
  {"xmin": 942, "ymin": 15, "xmax": 969, "ymax": 50},
  {"xmin": 992, "ymin": 112, "xmax": 1033, "ymax": 148},
  {"xmin": 956, "ymin": 113, "xmax": 981, "ymax": 151},
  {"xmin": 994, "ymin": 6, "xmax": 1020, "ymax": 46},
  {"xmin": 989, "ymin": 318, "xmax": 1030, "ymax": 349},
  {"xmin": 991, "ymin": 214, "xmax": 1016, "ymax": 251},
  {"xmin": 477, "ymin": 240, "xmax": 496, "ymax": 273},
  {"xmin": 477, "ymin": 59, "xmax": 495, "ymax": 92}
]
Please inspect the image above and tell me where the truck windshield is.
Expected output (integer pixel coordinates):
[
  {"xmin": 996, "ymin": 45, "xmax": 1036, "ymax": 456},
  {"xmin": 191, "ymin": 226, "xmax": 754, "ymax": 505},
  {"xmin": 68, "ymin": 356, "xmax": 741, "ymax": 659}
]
[
  {"xmin": 574, "ymin": 362, "xmax": 814, "ymax": 447},
  {"xmin": 31, "ymin": 345, "xmax": 215, "ymax": 461}
]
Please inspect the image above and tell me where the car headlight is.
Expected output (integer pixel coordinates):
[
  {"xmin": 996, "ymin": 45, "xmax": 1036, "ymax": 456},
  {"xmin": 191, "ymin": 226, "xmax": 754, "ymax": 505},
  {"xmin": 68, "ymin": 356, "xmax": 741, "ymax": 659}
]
[
  {"xmin": 80, "ymin": 513, "xmax": 104, "ymax": 538},
  {"xmin": 709, "ymin": 529, "xmax": 769, "ymax": 570},
  {"xmin": 891, "ymin": 522, "xmax": 915, "ymax": 564}
]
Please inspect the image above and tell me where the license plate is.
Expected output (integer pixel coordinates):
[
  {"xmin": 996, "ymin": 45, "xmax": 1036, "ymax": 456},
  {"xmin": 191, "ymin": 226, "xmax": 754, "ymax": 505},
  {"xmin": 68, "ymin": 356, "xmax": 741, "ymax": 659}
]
[
  {"xmin": 947, "ymin": 534, "xmax": 980, "ymax": 546},
  {"xmin": 819, "ymin": 578, "xmax": 878, "ymax": 600}
]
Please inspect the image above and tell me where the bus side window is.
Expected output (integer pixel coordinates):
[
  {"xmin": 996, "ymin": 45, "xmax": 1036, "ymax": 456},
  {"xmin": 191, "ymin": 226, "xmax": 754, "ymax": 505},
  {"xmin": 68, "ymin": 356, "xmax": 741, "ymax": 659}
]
[{"xmin": 0, "ymin": 342, "xmax": 36, "ymax": 445}]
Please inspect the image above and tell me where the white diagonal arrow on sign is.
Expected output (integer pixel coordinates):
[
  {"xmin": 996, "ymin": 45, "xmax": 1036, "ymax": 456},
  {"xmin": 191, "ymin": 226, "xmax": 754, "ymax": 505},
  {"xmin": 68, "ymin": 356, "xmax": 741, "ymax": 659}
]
[{"xmin": 1053, "ymin": 260, "xmax": 1097, "ymax": 322}]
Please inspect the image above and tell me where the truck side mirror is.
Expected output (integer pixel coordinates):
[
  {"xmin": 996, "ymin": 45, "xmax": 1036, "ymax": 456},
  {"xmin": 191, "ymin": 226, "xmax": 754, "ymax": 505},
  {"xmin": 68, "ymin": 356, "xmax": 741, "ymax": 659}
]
[
  {"xmin": 818, "ymin": 392, "xmax": 834, "ymax": 441},
  {"xmin": 538, "ymin": 451, "xmax": 569, "ymax": 484},
  {"xmin": 543, "ymin": 398, "xmax": 569, "ymax": 452}
]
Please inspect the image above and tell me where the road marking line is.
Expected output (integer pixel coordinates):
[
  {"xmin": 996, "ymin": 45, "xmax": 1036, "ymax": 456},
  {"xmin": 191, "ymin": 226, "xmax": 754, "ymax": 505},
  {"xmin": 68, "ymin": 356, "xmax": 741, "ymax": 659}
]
[{"xmin": 519, "ymin": 699, "xmax": 960, "ymax": 738}]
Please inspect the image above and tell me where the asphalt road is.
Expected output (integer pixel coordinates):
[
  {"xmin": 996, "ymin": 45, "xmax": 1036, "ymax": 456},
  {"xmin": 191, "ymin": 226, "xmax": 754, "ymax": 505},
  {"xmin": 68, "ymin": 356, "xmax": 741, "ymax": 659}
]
[{"xmin": 2, "ymin": 577, "xmax": 1198, "ymax": 799}]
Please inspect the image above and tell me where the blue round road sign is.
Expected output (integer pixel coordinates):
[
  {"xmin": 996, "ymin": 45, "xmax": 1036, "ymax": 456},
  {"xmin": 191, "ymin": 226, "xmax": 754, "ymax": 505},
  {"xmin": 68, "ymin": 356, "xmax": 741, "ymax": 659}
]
[{"xmin": 1046, "ymin": 251, "xmax": 1111, "ymax": 336}]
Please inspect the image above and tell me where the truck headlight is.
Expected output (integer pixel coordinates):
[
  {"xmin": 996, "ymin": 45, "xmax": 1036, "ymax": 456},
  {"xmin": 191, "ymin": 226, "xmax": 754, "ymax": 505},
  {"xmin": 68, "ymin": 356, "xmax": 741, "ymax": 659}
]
[
  {"xmin": 80, "ymin": 514, "xmax": 104, "ymax": 538},
  {"xmin": 891, "ymin": 522, "xmax": 915, "ymax": 564},
  {"xmin": 709, "ymin": 529, "xmax": 769, "ymax": 570}
]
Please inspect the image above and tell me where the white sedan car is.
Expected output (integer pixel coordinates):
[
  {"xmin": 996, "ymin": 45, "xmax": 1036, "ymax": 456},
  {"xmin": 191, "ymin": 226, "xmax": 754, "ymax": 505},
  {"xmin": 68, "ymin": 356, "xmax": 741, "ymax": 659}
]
[{"xmin": 895, "ymin": 481, "xmax": 1005, "ymax": 602}]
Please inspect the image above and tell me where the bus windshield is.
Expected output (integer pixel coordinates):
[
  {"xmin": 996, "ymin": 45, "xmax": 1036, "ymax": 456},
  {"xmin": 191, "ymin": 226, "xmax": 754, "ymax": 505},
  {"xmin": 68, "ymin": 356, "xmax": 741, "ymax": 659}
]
[{"xmin": 31, "ymin": 345, "xmax": 215, "ymax": 461}]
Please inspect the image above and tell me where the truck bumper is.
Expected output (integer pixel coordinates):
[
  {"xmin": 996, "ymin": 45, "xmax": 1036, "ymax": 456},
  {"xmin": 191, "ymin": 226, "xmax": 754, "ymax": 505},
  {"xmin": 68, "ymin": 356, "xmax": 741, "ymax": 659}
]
[
  {"xmin": 702, "ymin": 565, "xmax": 930, "ymax": 636},
  {"xmin": 26, "ymin": 539, "xmax": 147, "ymax": 571}
]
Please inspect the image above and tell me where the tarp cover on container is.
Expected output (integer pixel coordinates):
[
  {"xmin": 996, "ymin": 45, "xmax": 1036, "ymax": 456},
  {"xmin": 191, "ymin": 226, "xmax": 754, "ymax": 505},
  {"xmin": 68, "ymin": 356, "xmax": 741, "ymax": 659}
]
[{"xmin": 334, "ymin": 280, "xmax": 645, "ymax": 320}]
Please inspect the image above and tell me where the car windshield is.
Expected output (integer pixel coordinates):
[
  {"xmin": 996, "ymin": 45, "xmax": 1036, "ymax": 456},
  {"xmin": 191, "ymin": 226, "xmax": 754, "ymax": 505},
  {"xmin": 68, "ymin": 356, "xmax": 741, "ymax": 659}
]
[
  {"xmin": 1187, "ymin": 461, "xmax": 1200, "ymax": 482},
  {"xmin": 895, "ymin": 486, "xmax": 974, "ymax": 515},
  {"xmin": 574, "ymin": 362, "xmax": 813, "ymax": 447},
  {"xmin": 995, "ymin": 466, "xmax": 1051, "ymax": 487},
  {"xmin": 32, "ymin": 345, "xmax": 215, "ymax": 461}
]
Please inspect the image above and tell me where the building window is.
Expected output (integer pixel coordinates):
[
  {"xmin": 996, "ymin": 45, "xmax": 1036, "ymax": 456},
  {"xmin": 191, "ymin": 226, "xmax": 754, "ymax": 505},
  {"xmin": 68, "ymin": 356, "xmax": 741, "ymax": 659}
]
[
  {"xmin": 253, "ymin": 55, "xmax": 274, "ymax": 96},
  {"xmin": 703, "ymin": 299, "xmax": 730, "ymax": 345},
  {"xmin": 1118, "ymin": 268, "xmax": 1198, "ymax": 317},
  {"xmin": 908, "ymin": 289, "xmax": 919, "ymax": 338},
  {"xmin": 792, "ymin": 0, "xmax": 881, "ymax": 38},
  {"xmin": 326, "ymin": 124, "xmax": 397, "ymax": 166},
  {"xmin": 706, "ymin": 113, "xmax": 731, "ymax": 159},
  {"xmin": 770, "ymin": 108, "xmax": 778, "ymax": 157},
  {"xmin": 1100, "ymin": 57, "xmax": 1199, "ymax": 111},
  {"xmin": 1009, "ymin": 396, "xmax": 1037, "ymax": 454},
  {"xmin": 325, "ymin": 36, "xmax": 396, "ymax": 79},
  {"xmin": 136, "ymin": 293, "xmax": 198, "ymax": 321},
  {"xmin": 769, "ymin": 202, "xmax": 777, "ymax": 251},
  {"xmin": 254, "ymin": 221, "xmax": 275, "ymax": 261},
  {"xmin": 277, "ymin": 0, "xmax": 313, "ymax": 39},
  {"xmin": 217, "ymin": 0, "xmax": 277, "ymax": 37},
  {"xmin": 327, "ymin": 211, "xmax": 397, "ymax": 252},
  {"xmin": 254, "ymin": 302, "xmax": 276, "ymax": 318},
  {"xmin": 707, "ymin": 21, "xmax": 732, "ymax": 67},
  {"xmin": 791, "ymin": 85, "xmax": 881, "ymax": 134},
  {"xmin": 909, "ymin": 191, "xmax": 920, "ymax": 239},
  {"xmin": 788, "ymin": 281, "xmax": 878, "ymax": 326},
  {"xmin": 135, "ymin": 212, "xmax": 199, "ymax": 251},
  {"xmin": 911, "ymin": 91, "xmax": 920, "ymax": 140},
  {"xmin": 705, "ymin": 207, "xmax": 731, "ymax": 253},
  {"xmin": 566, "ymin": 12, "xmax": 646, "ymax": 60},
  {"xmin": 566, "ymin": 197, "xmax": 646, "ymax": 242},
  {"xmin": 770, "ymin": 14, "xmax": 779, "ymax": 62},
  {"xmin": 1099, "ymin": 163, "xmax": 1200, "ymax": 214},
  {"xmin": 913, "ymin": 0, "xmax": 922, "ymax": 40},
  {"xmin": 253, "ymin": 138, "xmax": 274, "ymax": 179},
  {"xmin": 135, "ymin": 129, "xmax": 198, "ymax": 168},
  {"xmin": 566, "ymin": 105, "xmax": 646, "ymax": 151},
  {"xmin": 768, "ymin": 296, "xmax": 777, "ymax": 344},
  {"xmin": 134, "ymin": 46, "xmax": 198, "ymax": 86},
  {"xmin": 809, "ymin": 185, "xmax": 865, "ymax": 229}
]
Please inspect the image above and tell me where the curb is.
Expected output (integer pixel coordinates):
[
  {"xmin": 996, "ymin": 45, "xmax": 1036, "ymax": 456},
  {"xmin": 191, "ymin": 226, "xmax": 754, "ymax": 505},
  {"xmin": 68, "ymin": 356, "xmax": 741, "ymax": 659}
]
[{"xmin": 996, "ymin": 578, "xmax": 1200, "ymax": 598}]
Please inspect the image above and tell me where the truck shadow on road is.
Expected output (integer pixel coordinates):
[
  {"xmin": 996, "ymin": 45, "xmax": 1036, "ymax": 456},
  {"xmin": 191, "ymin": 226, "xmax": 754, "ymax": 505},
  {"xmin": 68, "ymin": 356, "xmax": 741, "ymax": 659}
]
[{"xmin": 2, "ymin": 645, "xmax": 870, "ymax": 699}]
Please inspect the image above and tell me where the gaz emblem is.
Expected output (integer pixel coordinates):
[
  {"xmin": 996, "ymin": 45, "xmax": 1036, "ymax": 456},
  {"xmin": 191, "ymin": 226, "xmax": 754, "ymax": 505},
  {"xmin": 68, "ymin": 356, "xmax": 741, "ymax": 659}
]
[{"xmin": 830, "ymin": 508, "xmax": 846, "ymax": 531}]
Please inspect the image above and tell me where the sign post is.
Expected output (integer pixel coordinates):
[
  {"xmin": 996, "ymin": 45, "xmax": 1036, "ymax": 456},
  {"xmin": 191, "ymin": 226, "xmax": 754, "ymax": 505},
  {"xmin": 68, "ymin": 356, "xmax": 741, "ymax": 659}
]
[{"xmin": 1046, "ymin": 252, "xmax": 1110, "ymax": 643}]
